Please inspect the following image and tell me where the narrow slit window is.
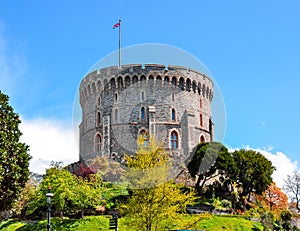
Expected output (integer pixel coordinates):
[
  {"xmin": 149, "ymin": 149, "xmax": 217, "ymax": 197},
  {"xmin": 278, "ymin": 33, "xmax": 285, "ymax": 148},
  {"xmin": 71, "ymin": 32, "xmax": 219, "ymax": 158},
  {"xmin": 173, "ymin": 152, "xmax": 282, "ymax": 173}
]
[
  {"xmin": 141, "ymin": 107, "xmax": 145, "ymax": 121},
  {"xmin": 171, "ymin": 108, "xmax": 176, "ymax": 122}
]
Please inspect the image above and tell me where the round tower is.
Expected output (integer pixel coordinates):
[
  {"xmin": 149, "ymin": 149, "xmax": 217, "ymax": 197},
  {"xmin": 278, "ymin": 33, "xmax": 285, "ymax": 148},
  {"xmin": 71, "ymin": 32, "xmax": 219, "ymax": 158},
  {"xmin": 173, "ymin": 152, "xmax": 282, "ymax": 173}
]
[{"xmin": 79, "ymin": 64, "xmax": 214, "ymax": 163}]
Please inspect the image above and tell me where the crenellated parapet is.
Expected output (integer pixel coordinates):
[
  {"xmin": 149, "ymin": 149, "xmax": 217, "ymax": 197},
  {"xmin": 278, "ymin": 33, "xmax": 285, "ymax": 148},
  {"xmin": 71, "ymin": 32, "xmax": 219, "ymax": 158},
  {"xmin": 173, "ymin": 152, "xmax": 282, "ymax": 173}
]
[{"xmin": 79, "ymin": 64, "xmax": 214, "ymax": 106}]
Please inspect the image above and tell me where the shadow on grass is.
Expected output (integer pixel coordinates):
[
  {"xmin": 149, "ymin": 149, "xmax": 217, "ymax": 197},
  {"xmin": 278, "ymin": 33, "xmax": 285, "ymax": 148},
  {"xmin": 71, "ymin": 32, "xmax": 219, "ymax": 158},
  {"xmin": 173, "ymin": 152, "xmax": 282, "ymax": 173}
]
[
  {"xmin": 0, "ymin": 219, "xmax": 19, "ymax": 229},
  {"xmin": 15, "ymin": 218, "xmax": 79, "ymax": 231}
]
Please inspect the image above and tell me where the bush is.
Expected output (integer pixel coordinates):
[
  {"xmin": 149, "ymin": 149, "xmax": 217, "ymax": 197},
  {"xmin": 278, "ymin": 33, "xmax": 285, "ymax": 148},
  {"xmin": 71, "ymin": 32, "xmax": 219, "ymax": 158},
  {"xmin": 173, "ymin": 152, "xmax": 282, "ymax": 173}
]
[{"xmin": 221, "ymin": 199, "xmax": 232, "ymax": 208}]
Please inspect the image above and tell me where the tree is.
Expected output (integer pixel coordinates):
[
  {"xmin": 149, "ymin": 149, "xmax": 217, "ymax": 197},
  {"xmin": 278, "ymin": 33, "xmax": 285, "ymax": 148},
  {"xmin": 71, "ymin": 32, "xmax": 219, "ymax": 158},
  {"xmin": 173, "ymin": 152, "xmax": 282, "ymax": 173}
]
[
  {"xmin": 28, "ymin": 165, "xmax": 78, "ymax": 219},
  {"xmin": 187, "ymin": 142, "xmax": 237, "ymax": 194},
  {"xmin": 284, "ymin": 171, "xmax": 300, "ymax": 212},
  {"xmin": 28, "ymin": 163, "xmax": 105, "ymax": 219},
  {"xmin": 232, "ymin": 149, "xmax": 275, "ymax": 200},
  {"xmin": 256, "ymin": 182, "xmax": 288, "ymax": 216},
  {"xmin": 72, "ymin": 173, "xmax": 103, "ymax": 218},
  {"xmin": 0, "ymin": 91, "xmax": 31, "ymax": 213},
  {"xmin": 120, "ymin": 136, "xmax": 196, "ymax": 231},
  {"xmin": 12, "ymin": 176, "xmax": 38, "ymax": 220}
]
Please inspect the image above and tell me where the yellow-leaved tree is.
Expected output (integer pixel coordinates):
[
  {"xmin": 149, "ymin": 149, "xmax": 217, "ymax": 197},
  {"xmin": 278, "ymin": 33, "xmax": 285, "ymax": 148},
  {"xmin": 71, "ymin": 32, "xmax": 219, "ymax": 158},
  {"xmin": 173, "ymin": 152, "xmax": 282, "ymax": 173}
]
[{"xmin": 120, "ymin": 136, "xmax": 196, "ymax": 231}]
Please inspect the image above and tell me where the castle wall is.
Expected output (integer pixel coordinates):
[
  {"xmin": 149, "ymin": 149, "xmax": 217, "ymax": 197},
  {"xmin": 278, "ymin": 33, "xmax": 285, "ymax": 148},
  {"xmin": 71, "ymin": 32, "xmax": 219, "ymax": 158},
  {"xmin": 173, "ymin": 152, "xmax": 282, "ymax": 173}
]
[{"xmin": 79, "ymin": 64, "xmax": 214, "ymax": 163}]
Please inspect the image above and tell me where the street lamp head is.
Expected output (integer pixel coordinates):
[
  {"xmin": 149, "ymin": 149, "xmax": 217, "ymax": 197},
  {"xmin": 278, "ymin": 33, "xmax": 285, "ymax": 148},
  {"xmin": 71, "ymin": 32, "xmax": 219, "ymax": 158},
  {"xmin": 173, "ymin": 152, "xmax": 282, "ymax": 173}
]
[{"xmin": 46, "ymin": 186, "xmax": 53, "ymax": 204}]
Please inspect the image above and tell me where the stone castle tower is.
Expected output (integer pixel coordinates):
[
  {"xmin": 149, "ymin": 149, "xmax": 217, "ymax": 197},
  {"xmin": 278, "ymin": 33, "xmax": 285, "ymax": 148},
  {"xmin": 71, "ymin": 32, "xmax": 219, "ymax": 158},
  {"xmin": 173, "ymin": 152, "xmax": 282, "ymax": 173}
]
[{"xmin": 79, "ymin": 64, "xmax": 214, "ymax": 163}]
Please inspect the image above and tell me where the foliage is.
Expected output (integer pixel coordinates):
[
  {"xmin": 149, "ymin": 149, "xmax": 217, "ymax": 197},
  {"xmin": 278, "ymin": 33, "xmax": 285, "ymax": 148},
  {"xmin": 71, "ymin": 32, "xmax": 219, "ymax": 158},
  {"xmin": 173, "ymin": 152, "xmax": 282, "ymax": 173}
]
[
  {"xmin": 0, "ymin": 91, "xmax": 31, "ymax": 213},
  {"xmin": 91, "ymin": 156, "xmax": 125, "ymax": 182},
  {"xmin": 26, "ymin": 163, "xmax": 128, "ymax": 219},
  {"xmin": 72, "ymin": 174, "xmax": 103, "ymax": 218},
  {"xmin": 232, "ymin": 149, "xmax": 275, "ymax": 200},
  {"xmin": 27, "ymin": 166, "xmax": 78, "ymax": 219},
  {"xmin": 260, "ymin": 212, "xmax": 275, "ymax": 231},
  {"xmin": 12, "ymin": 177, "xmax": 38, "ymax": 220},
  {"xmin": 284, "ymin": 171, "xmax": 300, "ymax": 212},
  {"xmin": 120, "ymin": 136, "xmax": 197, "ymax": 231},
  {"xmin": 255, "ymin": 182, "xmax": 288, "ymax": 217},
  {"xmin": 187, "ymin": 142, "xmax": 237, "ymax": 194}
]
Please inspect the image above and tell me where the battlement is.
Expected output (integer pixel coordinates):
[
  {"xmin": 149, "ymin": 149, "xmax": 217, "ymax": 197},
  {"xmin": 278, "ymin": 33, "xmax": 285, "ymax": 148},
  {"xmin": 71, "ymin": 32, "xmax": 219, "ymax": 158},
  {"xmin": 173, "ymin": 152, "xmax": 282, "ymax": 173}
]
[{"xmin": 79, "ymin": 64, "xmax": 213, "ymax": 105}]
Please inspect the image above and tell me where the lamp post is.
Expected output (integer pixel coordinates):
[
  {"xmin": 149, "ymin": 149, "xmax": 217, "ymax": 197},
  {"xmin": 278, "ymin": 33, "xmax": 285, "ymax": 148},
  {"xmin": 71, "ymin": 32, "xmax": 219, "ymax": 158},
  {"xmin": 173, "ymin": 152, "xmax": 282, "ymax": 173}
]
[{"xmin": 46, "ymin": 186, "xmax": 53, "ymax": 231}]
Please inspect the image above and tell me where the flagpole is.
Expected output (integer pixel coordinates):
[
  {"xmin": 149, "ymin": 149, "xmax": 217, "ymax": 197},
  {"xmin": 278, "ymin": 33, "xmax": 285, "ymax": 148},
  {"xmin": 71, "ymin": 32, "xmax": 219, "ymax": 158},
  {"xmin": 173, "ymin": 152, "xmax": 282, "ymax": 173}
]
[{"xmin": 118, "ymin": 19, "xmax": 122, "ymax": 70}]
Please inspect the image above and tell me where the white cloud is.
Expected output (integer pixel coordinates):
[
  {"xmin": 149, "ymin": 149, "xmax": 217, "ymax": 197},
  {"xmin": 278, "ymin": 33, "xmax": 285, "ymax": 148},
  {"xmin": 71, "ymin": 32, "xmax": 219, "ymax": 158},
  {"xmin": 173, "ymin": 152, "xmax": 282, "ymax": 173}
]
[
  {"xmin": 228, "ymin": 145, "xmax": 298, "ymax": 189},
  {"xmin": 19, "ymin": 118, "xmax": 79, "ymax": 174}
]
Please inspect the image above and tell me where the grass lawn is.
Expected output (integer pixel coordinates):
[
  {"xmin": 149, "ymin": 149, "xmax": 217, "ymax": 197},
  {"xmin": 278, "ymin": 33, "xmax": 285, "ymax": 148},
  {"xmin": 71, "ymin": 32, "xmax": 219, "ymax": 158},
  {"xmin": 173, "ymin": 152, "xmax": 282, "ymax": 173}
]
[
  {"xmin": 0, "ymin": 216, "xmax": 108, "ymax": 231},
  {"xmin": 0, "ymin": 214, "xmax": 263, "ymax": 231},
  {"xmin": 196, "ymin": 215, "xmax": 263, "ymax": 231}
]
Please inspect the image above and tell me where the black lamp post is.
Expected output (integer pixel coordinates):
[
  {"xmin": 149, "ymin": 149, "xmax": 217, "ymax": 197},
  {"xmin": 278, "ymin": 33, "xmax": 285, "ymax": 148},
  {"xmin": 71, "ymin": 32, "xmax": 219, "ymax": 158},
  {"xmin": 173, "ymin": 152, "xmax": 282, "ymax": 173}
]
[{"xmin": 46, "ymin": 186, "xmax": 53, "ymax": 231}]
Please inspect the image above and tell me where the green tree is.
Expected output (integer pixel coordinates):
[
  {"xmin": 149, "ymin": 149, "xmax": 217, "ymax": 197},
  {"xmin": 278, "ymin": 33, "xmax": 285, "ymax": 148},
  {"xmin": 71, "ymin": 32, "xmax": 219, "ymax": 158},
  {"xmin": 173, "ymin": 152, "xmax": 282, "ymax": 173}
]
[
  {"xmin": 0, "ymin": 91, "xmax": 31, "ymax": 213},
  {"xmin": 232, "ymin": 149, "xmax": 275, "ymax": 200},
  {"xmin": 187, "ymin": 142, "xmax": 237, "ymax": 194},
  {"xmin": 120, "ymin": 136, "xmax": 196, "ymax": 231},
  {"xmin": 28, "ymin": 165, "xmax": 77, "ymax": 219},
  {"xmin": 73, "ymin": 173, "xmax": 103, "ymax": 218}
]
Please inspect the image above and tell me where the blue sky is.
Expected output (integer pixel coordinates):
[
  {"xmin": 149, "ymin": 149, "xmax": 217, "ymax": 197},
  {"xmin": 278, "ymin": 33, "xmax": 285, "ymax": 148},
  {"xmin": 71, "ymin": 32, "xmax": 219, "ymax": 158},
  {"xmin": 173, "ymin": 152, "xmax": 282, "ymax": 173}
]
[{"xmin": 0, "ymin": 1, "xmax": 299, "ymax": 185}]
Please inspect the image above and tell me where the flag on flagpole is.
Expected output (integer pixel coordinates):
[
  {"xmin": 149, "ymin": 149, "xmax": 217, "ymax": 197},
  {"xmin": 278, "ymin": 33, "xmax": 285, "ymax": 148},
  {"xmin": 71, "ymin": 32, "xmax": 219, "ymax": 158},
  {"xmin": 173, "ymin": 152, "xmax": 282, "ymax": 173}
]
[{"xmin": 113, "ymin": 22, "xmax": 120, "ymax": 29}]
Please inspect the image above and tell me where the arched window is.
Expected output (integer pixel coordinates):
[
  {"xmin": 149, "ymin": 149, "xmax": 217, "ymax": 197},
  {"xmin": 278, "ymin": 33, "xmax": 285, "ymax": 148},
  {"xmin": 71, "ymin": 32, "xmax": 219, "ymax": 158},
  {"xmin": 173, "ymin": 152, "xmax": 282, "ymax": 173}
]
[
  {"xmin": 133, "ymin": 75, "xmax": 138, "ymax": 84},
  {"xmin": 171, "ymin": 108, "xmax": 176, "ymax": 122},
  {"xmin": 206, "ymin": 86, "xmax": 209, "ymax": 98},
  {"xmin": 110, "ymin": 78, "xmax": 116, "ymax": 91},
  {"xmin": 198, "ymin": 82, "xmax": 201, "ymax": 95},
  {"xmin": 125, "ymin": 76, "xmax": 131, "ymax": 87},
  {"xmin": 200, "ymin": 114, "xmax": 203, "ymax": 127},
  {"xmin": 92, "ymin": 82, "xmax": 96, "ymax": 94},
  {"xmin": 149, "ymin": 75, "xmax": 154, "ymax": 87},
  {"xmin": 171, "ymin": 77, "xmax": 177, "ymax": 88},
  {"xmin": 170, "ymin": 131, "xmax": 179, "ymax": 150},
  {"xmin": 140, "ymin": 75, "xmax": 146, "ymax": 87},
  {"xmin": 156, "ymin": 75, "xmax": 162, "ymax": 87},
  {"xmin": 164, "ymin": 76, "xmax": 169, "ymax": 85},
  {"xmin": 200, "ymin": 135, "xmax": 205, "ymax": 143},
  {"xmin": 192, "ymin": 81, "xmax": 197, "ymax": 93},
  {"xmin": 118, "ymin": 76, "xmax": 123, "ymax": 89},
  {"xmin": 96, "ymin": 112, "xmax": 101, "ymax": 126},
  {"xmin": 202, "ymin": 84, "xmax": 206, "ymax": 97},
  {"xmin": 141, "ymin": 107, "xmax": 145, "ymax": 121},
  {"xmin": 179, "ymin": 77, "xmax": 184, "ymax": 90},
  {"xmin": 95, "ymin": 134, "xmax": 102, "ymax": 152},
  {"xmin": 115, "ymin": 109, "xmax": 119, "ymax": 123},
  {"xmin": 186, "ymin": 78, "xmax": 191, "ymax": 92}
]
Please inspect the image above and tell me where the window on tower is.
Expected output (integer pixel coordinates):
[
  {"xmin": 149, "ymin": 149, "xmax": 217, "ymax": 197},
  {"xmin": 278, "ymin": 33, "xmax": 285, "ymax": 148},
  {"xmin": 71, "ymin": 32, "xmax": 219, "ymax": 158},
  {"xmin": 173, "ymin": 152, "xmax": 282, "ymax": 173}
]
[
  {"xmin": 96, "ymin": 112, "xmax": 101, "ymax": 126},
  {"xmin": 141, "ymin": 107, "xmax": 145, "ymax": 121},
  {"xmin": 95, "ymin": 134, "xmax": 102, "ymax": 152},
  {"xmin": 170, "ymin": 131, "xmax": 179, "ymax": 150},
  {"xmin": 200, "ymin": 135, "xmax": 205, "ymax": 143},
  {"xmin": 171, "ymin": 108, "xmax": 176, "ymax": 122},
  {"xmin": 200, "ymin": 114, "xmax": 203, "ymax": 127},
  {"xmin": 115, "ymin": 109, "xmax": 119, "ymax": 123}
]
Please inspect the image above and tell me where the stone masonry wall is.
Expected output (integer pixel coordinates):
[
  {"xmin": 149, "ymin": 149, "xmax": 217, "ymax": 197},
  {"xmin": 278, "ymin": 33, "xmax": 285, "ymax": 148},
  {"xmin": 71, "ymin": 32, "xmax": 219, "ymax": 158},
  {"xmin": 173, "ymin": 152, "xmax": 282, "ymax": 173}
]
[{"xmin": 79, "ymin": 64, "xmax": 214, "ymax": 164}]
